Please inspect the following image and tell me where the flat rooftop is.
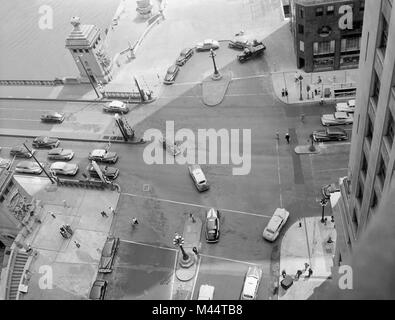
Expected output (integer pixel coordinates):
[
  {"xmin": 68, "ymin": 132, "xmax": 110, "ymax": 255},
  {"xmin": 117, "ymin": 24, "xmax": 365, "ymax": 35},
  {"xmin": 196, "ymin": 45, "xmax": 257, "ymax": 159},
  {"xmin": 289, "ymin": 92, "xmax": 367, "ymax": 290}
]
[{"xmin": 294, "ymin": 0, "xmax": 358, "ymax": 5}]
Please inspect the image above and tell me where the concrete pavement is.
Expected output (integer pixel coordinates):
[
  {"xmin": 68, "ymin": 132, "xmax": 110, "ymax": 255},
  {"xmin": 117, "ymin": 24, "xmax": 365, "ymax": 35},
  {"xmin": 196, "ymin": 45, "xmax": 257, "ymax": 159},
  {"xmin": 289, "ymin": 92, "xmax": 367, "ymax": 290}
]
[
  {"xmin": 278, "ymin": 216, "xmax": 336, "ymax": 300},
  {"xmin": 10, "ymin": 176, "xmax": 119, "ymax": 299}
]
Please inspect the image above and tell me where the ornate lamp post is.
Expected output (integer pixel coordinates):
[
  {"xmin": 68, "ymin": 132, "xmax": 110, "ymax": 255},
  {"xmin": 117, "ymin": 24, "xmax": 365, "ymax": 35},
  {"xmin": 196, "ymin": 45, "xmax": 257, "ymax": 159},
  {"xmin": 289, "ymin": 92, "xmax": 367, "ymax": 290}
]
[
  {"xmin": 76, "ymin": 56, "xmax": 100, "ymax": 98},
  {"xmin": 320, "ymin": 197, "xmax": 328, "ymax": 223},
  {"xmin": 173, "ymin": 233, "xmax": 190, "ymax": 262},
  {"xmin": 298, "ymin": 74, "xmax": 304, "ymax": 101},
  {"xmin": 209, "ymin": 49, "xmax": 222, "ymax": 80}
]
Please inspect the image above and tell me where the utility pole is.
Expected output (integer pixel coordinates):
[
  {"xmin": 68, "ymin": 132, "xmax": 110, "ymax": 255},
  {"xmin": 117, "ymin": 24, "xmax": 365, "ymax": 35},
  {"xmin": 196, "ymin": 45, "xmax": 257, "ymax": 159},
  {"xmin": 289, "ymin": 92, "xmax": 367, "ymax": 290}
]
[{"xmin": 23, "ymin": 143, "xmax": 55, "ymax": 184}]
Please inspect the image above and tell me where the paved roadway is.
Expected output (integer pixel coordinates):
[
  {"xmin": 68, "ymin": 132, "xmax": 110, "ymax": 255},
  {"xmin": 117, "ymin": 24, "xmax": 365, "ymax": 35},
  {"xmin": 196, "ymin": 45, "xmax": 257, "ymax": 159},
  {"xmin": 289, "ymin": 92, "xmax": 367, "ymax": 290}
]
[{"xmin": 0, "ymin": 45, "xmax": 352, "ymax": 301}]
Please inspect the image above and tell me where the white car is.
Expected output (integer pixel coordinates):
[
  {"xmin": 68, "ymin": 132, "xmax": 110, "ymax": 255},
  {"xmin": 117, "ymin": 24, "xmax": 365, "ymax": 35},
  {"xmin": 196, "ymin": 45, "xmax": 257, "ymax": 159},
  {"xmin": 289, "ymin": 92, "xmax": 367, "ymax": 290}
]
[
  {"xmin": 15, "ymin": 161, "xmax": 43, "ymax": 174},
  {"xmin": 188, "ymin": 164, "xmax": 209, "ymax": 192},
  {"xmin": 49, "ymin": 162, "xmax": 79, "ymax": 176},
  {"xmin": 335, "ymin": 99, "xmax": 356, "ymax": 113},
  {"xmin": 262, "ymin": 208, "xmax": 290, "ymax": 242},
  {"xmin": 198, "ymin": 285, "xmax": 215, "ymax": 300},
  {"xmin": 88, "ymin": 149, "xmax": 118, "ymax": 164},
  {"xmin": 47, "ymin": 148, "xmax": 74, "ymax": 161},
  {"xmin": 196, "ymin": 39, "xmax": 220, "ymax": 51},
  {"xmin": 321, "ymin": 112, "xmax": 354, "ymax": 126},
  {"xmin": 241, "ymin": 266, "xmax": 262, "ymax": 300},
  {"xmin": 103, "ymin": 100, "xmax": 129, "ymax": 114},
  {"xmin": 0, "ymin": 158, "xmax": 11, "ymax": 169}
]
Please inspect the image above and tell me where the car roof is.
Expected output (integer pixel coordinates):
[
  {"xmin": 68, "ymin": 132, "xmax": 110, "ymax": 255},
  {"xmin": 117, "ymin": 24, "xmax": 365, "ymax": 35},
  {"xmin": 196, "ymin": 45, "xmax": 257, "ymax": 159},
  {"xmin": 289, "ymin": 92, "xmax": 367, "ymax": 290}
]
[
  {"xmin": 207, "ymin": 208, "xmax": 218, "ymax": 218},
  {"xmin": 267, "ymin": 215, "xmax": 283, "ymax": 232},
  {"xmin": 336, "ymin": 102, "xmax": 348, "ymax": 108},
  {"xmin": 326, "ymin": 127, "xmax": 346, "ymax": 134},
  {"xmin": 204, "ymin": 39, "xmax": 213, "ymax": 43},
  {"xmin": 91, "ymin": 149, "xmax": 106, "ymax": 157},
  {"xmin": 243, "ymin": 276, "xmax": 258, "ymax": 297},
  {"xmin": 193, "ymin": 168, "xmax": 206, "ymax": 181},
  {"xmin": 109, "ymin": 100, "xmax": 124, "ymax": 107},
  {"xmin": 48, "ymin": 148, "xmax": 63, "ymax": 154},
  {"xmin": 198, "ymin": 285, "xmax": 214, "ymax": 299},
  {"xmin": 50, "ymin": 162, "xmax": 67, "ymax": 169},
  {"xmin": 348, "ymin": 99, "xmax": 355, "ymax": 106},
  {"xmin": 335, "ymin": 112, "xmax": 349, "ymax": 118},
  {"xmin": 181, "ymin": 48, "xmax": 191, "ymax": 54},
  {"xmin": 17, "ymin": 161, "xmax": 36, "ymax": 168}
]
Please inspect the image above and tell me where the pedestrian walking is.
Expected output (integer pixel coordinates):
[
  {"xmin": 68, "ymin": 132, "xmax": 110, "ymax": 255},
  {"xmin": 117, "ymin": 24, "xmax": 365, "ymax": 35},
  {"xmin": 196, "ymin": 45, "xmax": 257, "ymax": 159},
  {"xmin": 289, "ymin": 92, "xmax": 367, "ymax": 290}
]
[
  {"xmin": 298, "ymin": 219, "xmax": 302, "ymax": 228},
  {"xmin": 63, "ymin": 200, "xmax": 68, "ymax": 208},
  {"xmin": 285, "ymin": 88, "xmax": 288, "ymax": 97},
  {"xmin": 327, "ymin": 236, "xmax": 333, "ymax": 244},
  {"xmin": 306, "ymin": 268, "xmax": 313, "ymax": 278},
  {"xmin": 285, "ymin": 133, "xmax": 290, "ymax": 144},
  {"xmin": 320, "ymin": 97, "xmax": 324, "ymax": 105},
  {"xmin": 281, "ymin": 88, "xmax": 285, "ymax": 97},
  {"xmin": 26, "ymin": 245, "xmax": 32, "ymax": 254},
  {"xmin": 192, "ymin": 246, "xmax": 199, "ymax": 256},
  {"xmin": 281, "ymin": 270, "xmax": 287, "ymax": 278},
  {"xmin": 296, "ymin": 270, "xmax": 303, "ymax": 279},
  {"xmin": 131, "ymin": 217, "xmax": 139, "ymax": 225},
  {"xmin": 331, "ymin": 216, "xmax": 335, "ymax": 223},
  {"xmin": 50, "ymin": 211, "xmax": 56, "ymax": 219},
  {"xmin": 314, "ymin": 89, "xmax": 317, "ymax": 96},
  {"xmin": 100, "ymin": 210, "xmax": 108, "ymax": 218},
  {"xmin": 74, "ymin": 241, "xmax": 81, "ymax": 248},
  {"xmin": 300, "ymin": 114, "xmax": 305, "ymax": 122},
  {"xmin": 189, "ymin": 213, "xmax": 195, "ymax": 223},
  {"xmin": 304, "ymin": 263, "xmax": 309, "ymax": 271},
  {"xmin": 109, "ymin": 206, "xmax": 115, "ymax": 215}
]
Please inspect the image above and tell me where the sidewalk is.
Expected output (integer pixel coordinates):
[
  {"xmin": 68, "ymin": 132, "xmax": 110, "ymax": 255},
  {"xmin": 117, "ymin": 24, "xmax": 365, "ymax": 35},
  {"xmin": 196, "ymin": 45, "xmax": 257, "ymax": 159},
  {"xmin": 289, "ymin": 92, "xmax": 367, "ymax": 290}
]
[
  {"xmin": 278, "ymin": 216, "xmax": 336, "ymax": 300},
  {"xmin": 201, "ymin": 71, "xmax": 232, "ymax": 106},
  {"xmin": 172, "ymin": 215, "xmax": 202, "ymax": 300},
  {"xmin": 10, "ymin": 176, "xmax": 120, "ymax": 299}
]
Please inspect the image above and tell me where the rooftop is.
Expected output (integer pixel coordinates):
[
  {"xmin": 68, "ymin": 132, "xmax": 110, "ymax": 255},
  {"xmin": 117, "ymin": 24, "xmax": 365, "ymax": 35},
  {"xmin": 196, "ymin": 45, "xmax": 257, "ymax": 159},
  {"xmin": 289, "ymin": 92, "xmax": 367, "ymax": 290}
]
[{"xmin": 294, "ymin": 0, "xmax": 357, "ymax": 6}]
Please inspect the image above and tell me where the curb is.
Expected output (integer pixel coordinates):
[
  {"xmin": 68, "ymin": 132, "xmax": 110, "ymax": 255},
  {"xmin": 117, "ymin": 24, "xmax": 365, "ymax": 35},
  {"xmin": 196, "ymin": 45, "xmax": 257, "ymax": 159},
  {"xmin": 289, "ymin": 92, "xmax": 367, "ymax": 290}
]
[
  {"xmin": 294, "ymin": 145, "xmax": 321, "ymax": 154},
  {"xmin": 0, "ymin": 96, "xmax": 157, "ymax": 105}
]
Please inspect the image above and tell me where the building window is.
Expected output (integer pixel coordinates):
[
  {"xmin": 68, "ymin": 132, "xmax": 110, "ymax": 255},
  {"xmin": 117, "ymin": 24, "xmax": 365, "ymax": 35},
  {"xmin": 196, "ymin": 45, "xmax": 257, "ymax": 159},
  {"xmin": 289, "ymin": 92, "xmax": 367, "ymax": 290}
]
[
  {"xmin": 380, "ymin": 15, "xmax": 389, "ymax": 55},
  {"xmin": 341, "ymin": 37, "xmax": 361, "ymax": 52},
  {"xmin": 361, "ymin": 151, "xmax": 368, "ymax": 177},
  {"xmin": 360, "ymin": 1, "xmax": 365, "ymax": 12},
  {"xmin": 370, "ymin": 191, "xmax": 378, "ymax": 209},
  {"xmin": 327, "ymin": 5, "xmax": 334, "ymax": 15},
  {"xmin": 78, "ymin": 49, "xmax": 83, "ymax": 53},
  {"xmin": 300, "ymin": 41, "xmax": 304, "ymax": 52},
  {"xmin": 298, "ymin": 24, "xmax": 304, "ymax": 34},
  {"xmin": 313, "ymin": 40, "xmax": 335, "ymax": 55},
  {"xmin": 315, "ymin": 7, "xmax": 323, "ymax": 16},
  {"xmin": 372, "ymin": 72, "xmax": 381, "ymax": 104},
  {"xmin": 356, "ymin": 180, "xmax": 364, "ymax": 201},
  {"xmin": 73, "ymin": 49, "xmax": 77, "ymax": 53},
  {"xmin": 377, "ymin": 156, "xmax": 387, "ymax": 186},
  {"xmin": 366, "ymin": 115, "xmax": 373, "ymax": 143},
  {"xmin": 384, "ymin": 111, "xmax": 395, "ymax": 147},
  {"xmin": 84, "ymin": 49, "xmax": 89, "ymax": 53},
  {"xmin": 299, "ymin": 8, "xmax": 304, "ymax": 18}
]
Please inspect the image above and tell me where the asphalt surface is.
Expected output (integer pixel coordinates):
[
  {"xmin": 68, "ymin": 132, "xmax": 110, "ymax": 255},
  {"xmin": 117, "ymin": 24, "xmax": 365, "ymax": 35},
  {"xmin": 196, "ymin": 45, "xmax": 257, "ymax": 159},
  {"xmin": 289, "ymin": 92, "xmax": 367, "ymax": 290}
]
[{"xmin": 0, "ymin": 43, "xmax": 352, "ymax": 301}]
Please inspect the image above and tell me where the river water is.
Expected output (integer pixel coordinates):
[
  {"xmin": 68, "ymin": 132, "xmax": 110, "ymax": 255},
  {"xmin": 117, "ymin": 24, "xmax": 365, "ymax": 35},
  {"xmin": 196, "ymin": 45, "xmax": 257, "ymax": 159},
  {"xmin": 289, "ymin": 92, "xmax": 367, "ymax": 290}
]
[{"xmin": 0, "ymin": 0, "xmax": 120, "ymax": 80}]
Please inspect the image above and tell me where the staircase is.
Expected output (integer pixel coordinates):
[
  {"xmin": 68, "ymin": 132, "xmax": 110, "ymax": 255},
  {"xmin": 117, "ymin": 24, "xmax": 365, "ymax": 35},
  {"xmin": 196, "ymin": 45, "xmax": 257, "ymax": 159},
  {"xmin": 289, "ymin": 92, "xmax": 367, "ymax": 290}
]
[{"xmin": 8, "ymin": 251, "xmax": 29, "ymax": 300}]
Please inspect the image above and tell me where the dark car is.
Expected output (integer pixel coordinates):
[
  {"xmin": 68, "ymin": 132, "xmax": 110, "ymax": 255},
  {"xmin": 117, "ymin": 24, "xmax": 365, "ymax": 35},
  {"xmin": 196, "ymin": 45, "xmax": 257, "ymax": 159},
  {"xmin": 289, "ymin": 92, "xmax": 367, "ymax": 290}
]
[
  {"xmin": 228, "ymin": 38, "xmax": 251, "ymax": 49},
  {"xmin": 312, "ymin": 127, "xmax": 348, "ymax": 142},
  {"xmin": 163, "ymin": 64, "xmax": 180, "ymax": 84},
  {"xmin": 32, "ymin": 136, "xmax": 60, "ymax": 149},
  {"xmin": 10, "ymin": 146, "xmax": 36, "ymax": 158},
  {"xmin": 205, "ymin": 208, "xmax": 220, "ymax": 243},
  {"xmin": 87, "ymin": 164, "xmax": 119, "ymax": 180},
  {"xmin": 176, "ymin": 48, "xmax": 194, "ymax": 66},
  {"xmin": 237, "ymin": 43, "xmax": 266, "ymax": 63},
  {"xmin": 88, "ymin": 149, "xmax": 118, "ymax": 164},
  {"xmin": 89, "ymin": 279, "xmax": 107, "ymax": 300},
  {"xmin": 40, "ymin": 112, "xmax": 65, "ymax": 123},
  {"xmin": 98, "ymin": 237, "xmax": 120, "ymax": 273}
]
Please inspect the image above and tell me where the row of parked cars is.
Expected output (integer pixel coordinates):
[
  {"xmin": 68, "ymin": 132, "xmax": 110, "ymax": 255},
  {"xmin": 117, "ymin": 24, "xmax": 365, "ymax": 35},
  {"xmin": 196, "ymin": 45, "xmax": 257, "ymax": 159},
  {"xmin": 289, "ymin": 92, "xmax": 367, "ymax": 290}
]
[{"xmin": 9, "ymin": 137, "xmax": 120, "ymax": 179}]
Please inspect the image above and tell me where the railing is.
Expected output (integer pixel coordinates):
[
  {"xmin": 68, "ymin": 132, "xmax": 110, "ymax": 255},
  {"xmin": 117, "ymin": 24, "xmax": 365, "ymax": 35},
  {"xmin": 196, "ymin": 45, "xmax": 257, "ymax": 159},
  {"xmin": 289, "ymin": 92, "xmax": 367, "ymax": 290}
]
[{"xmin": 0, "ymin": 79, "xmax": 63, "ymax": 86}]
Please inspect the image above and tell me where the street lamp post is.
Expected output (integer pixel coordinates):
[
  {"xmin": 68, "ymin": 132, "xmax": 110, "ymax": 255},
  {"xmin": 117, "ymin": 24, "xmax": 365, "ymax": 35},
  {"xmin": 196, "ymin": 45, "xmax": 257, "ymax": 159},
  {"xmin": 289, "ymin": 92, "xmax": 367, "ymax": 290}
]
[
  {"xmin": 209, "ymin": 49, "xmax": 221, "ymax": 80},
  {"xmin": 320, "ymin": 197, "xmax": 328, "ymax": 223},
  {"xmin": 298, "ymin": 74, "xmax": 304, "ymax": 101},
  {"xmin": 173, "ymin": 233, "xmax": 189, "ymax": 261},
  {"xmin": 76, "ymin": 56, "xmax": 100, "ymax": 98}
]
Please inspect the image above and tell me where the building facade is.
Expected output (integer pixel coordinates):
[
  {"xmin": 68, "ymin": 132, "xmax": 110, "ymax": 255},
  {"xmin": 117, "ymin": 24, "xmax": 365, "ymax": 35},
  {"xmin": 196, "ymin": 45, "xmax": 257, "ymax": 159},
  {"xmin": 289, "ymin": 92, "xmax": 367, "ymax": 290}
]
[
  {"xmin": 290, "ymin": 0, "xmax": 365, "ymax": 72},
  {"xmin": 333, "ymin": 0, "xmax": 395, "ymax": 265}
]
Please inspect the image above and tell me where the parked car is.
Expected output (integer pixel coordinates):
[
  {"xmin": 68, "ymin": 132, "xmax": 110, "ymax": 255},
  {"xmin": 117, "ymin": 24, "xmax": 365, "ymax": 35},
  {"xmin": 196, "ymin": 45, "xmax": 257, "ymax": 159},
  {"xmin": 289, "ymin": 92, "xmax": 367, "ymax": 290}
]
[
  {"xmin": 228, "ymin": 36, "xmax": 251, "ymax": 50},
  {"xmin": 10, "ymin": 146, "xmax": 35, "ymax": 158},
  {"xmin": 47, "ymin": 148, "xmax": 74, "ymax": 161},
  {"xmin": 49, "ymin": 162, "xmax": 79, "ymax": 176},
  {"xmin": 103, "ymin": 100, "xmax": 129, "ymax": 114},
  {"xmin": 262, "ymin": 208, "xmax": 290, "ymax": 242},
  {"xmin": 198, "ymin": 285, "xmax": 215, "ymax": 300},
  {"xmin": 98, "ymin": 236, "xmax": 120, "ymax": 273},
  {"xmin": 88, "ymin": 149, "xmax": 118, "ymax": 164},
  {"xmin": 32, "ymin": 136, "xmax": 60, "ymax": 149},
  {"xmin": 205, "ymin": 208, "xmax": 220, "ymax": 243},
  {"xmin": 40, "ymin": 112, "xmax": 65, "ymax": 123},
  {"xmin": 237, "ymin": 43, "xmax": 266, "ymax": 63},
  {"xmin": 241, "ymin": 266, "xmax": 262, "ymax": 300},
  {"xmin": 321, "ymin": 112, "xmax": 354, "ymax": 126},
  {"xmin": 15, "ymin": 161, "xmax": 43, "ymax": 174},
  {"xmin": 188, "ymin": 164, "xmax": 209, "ymax": 192},
  {"xmin": 312, "ymin": 127, "xmax": 348, "ymax": 142},
  {"xmin": 87, "ymin": 164, "xmax": 119, "ymax": 180},
  {"xmin": 176, "ymin": 48, "xmax": 194, "ymax": 66},
  {"xmin": 89, "ymin": 279, "xmax": 107, "ymax": 300},
  {"xmin": 0, "ymin": 158, "xmax": 11, "ymax": 170},
  {"xmin": 163, "ymin": 64, "xmax": 180, "ymax": 84},
  {"xmin": 335, "ymin": 99, "xmax": 356, "ymax": 113},
  {"xmin": 196, "ymin": 39, "xmax": 220, "ymax": 51}
]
